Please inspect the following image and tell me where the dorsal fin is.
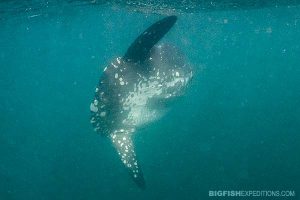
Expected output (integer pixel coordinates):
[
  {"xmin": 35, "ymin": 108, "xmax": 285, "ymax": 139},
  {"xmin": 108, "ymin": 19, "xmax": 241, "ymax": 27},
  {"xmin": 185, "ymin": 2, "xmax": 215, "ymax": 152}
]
[
  {"xmin": 110, "ymin": 130, "xmax": 146, "ymax": 189},
  {"xmin": 123, "ymin": 15, "xmax": 177, "ymax": 63}
]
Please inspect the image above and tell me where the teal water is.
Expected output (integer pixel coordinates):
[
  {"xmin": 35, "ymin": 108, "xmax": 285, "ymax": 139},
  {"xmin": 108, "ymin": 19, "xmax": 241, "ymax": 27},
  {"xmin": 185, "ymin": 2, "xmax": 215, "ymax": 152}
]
[{"xmin": 1, "ymin": 2, "xmax": 300, "ymax": 200}]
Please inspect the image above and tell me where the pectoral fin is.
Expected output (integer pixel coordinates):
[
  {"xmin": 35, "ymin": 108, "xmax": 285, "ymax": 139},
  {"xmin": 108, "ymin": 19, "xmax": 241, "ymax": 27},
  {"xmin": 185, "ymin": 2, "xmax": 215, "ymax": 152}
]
[{"xmin": 110, "ymin": 131, "xmax": 146, "ymax": 189}]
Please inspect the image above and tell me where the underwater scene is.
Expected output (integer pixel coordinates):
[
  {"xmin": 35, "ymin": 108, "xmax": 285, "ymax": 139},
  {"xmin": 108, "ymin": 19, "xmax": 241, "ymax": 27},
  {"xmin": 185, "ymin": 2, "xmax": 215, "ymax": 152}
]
[{"xmin": 0, "ymin": 0, "xmax": 299, "ymax": 199}]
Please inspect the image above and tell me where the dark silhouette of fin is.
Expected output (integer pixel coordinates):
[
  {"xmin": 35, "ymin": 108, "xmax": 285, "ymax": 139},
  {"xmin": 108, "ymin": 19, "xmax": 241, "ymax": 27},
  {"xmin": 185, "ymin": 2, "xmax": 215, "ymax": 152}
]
[{"xmin": 123, "ymin": 15, "xmax": 177, "ymax": 63}]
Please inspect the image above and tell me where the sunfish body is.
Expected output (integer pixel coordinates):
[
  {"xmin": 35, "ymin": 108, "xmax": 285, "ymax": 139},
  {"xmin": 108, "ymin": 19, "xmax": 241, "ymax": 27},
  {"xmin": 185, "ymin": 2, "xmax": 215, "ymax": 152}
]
[{"xmin": 90, "ymin": 16, "xmax": 192, "ymax": 188}]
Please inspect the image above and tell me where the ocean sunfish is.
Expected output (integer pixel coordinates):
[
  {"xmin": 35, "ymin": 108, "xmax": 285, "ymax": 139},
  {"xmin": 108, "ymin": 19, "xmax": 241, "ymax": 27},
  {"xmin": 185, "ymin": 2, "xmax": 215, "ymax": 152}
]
[{"xmin": 90, "ymin": 16, "xmax": 193, "ymax": 188}]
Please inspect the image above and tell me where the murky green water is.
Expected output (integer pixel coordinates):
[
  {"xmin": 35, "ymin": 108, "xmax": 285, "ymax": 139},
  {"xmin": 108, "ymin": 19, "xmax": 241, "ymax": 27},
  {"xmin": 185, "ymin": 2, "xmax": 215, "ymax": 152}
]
[{"xmin": 0, "ymin": 1, "xmax": 299, "ymax": 199}]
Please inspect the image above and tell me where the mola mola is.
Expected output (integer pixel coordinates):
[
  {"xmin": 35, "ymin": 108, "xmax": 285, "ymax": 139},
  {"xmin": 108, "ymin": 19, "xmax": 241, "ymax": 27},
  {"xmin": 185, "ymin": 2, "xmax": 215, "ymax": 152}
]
[{"xmin": 90, "ymin": 16, "xmax": 192, "ymax": 188}]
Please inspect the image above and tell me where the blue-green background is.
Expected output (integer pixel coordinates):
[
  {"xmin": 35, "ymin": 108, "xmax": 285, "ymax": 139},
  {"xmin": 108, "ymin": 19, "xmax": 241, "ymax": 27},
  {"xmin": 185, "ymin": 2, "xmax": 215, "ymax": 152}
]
[{"xmin": 0, "ymin": 2, "xmax": 299, "ymax": 199}]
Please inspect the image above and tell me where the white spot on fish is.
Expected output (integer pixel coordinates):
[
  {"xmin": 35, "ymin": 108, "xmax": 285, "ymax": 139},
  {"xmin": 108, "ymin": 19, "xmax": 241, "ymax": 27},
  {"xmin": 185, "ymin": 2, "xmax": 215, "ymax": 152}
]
[
  {"xmin": 90, "ymin": 117, "xmax": 96, "ymax": 123},
  {"xmin": 112, "ymin": 62, "xmax": 118, "ymax": 68},
  {"xmin": 100, "ymin": 112, "xmax": 106, "ymax": 117},
  {"xmin": 117, "ymin": 57, "xmax": 121, "ymax": 64},
  {"xmin": 90, "ymin": 103, "xmax": 98, "ymax": 112},
  {"xmin": 115, "ymin": 73, "xmax": 118, "ymax": 79},
  {"xmin": 94, "ymin": 127, "xmax": 100, "ymax": 131}
]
